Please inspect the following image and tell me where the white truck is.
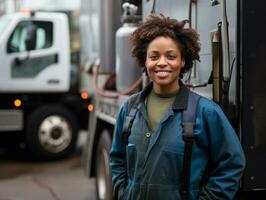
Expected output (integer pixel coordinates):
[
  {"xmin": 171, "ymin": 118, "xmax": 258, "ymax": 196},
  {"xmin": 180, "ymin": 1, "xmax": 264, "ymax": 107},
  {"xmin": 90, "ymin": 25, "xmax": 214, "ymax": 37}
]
[
  {"xmin": 0, "ymin": 10, "xmax": 91, "ymax": 160},
  {"xmin": 81, "ymin": 0, "xmax": 266, "ymax": 199}
]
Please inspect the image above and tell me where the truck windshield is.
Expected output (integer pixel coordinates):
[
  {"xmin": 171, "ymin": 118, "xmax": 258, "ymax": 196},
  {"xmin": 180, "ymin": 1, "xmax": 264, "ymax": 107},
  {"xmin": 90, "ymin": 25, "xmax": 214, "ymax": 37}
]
[{"xmin": 0, "ymin": 16, "xmax": 10, "ymax": 36}]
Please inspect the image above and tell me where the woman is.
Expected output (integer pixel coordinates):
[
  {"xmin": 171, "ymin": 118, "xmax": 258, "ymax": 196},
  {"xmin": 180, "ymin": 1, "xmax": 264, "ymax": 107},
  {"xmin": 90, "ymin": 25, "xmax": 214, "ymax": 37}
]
[{"xmin": 110, "ymin": 15, "xmax": 245, "ymax": 200}]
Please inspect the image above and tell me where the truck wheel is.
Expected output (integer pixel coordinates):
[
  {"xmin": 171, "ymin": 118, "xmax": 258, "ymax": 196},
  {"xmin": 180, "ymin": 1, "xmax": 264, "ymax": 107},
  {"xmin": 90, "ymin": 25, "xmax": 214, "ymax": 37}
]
[
  {"xmin": 26, "ymin": 104, "xmax": 78, "ymax": 160},
  {"xmin": 95, "ymin": 129, "xmax": 112, "ymax": 200}
]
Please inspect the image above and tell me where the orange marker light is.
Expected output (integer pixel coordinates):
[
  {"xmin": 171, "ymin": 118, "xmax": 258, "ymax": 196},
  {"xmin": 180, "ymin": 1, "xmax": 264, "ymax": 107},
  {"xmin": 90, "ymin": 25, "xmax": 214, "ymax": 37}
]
[
  {"xmin": 87, "ymin": 104, "xmax": 94, "ymax": 111},
  {"xmin": 14, "ymin": 99, "xmax": 22, "ymax": 107},
  {"xmin": 81, "ymin": 92, "xmax": 89, "ymax": 99}
]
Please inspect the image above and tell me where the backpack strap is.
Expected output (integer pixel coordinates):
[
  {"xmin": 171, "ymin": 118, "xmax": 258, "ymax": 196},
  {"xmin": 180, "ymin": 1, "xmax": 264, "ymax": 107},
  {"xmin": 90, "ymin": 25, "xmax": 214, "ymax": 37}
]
[
  {"xmin": 122, "ymin": 93, "xmax": 142, "ymax": 145},
  {"xmin": 180, "ymin": 91, "xmax": 201, "ymax": 200},
  {"xmin": 120, "ymin": 93, "xmax": 141, "ymax": 196}
]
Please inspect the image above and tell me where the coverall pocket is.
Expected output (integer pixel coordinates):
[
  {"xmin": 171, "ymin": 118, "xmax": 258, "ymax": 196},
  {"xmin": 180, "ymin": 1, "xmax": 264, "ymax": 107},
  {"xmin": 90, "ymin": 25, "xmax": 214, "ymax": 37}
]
[
  {"xmin": 126, "ymin": 144, "xmax": 137, "ymax": 178},
  {"xmin": 147, "ymin": 184, "xmax": 181, "ymax": 200},
  {"xmin": 152, "ymin": 146, "xmax": 183, "ymax": 184}
]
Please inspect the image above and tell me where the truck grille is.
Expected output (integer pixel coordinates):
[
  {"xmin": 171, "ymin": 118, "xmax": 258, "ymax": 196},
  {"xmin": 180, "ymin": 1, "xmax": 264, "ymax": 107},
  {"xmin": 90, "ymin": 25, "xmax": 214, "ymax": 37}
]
[{"xmin": 0, "ymin": 110, "xmax": 23, "ymax": 131}]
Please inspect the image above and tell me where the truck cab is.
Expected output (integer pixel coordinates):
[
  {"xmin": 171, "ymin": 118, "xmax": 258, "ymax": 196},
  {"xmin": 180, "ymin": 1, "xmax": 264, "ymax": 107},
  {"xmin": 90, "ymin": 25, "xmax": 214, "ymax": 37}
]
[
  {"xmin": 0, "ymin": 11, "xmax": 70, "ymax": 92},
  {"xmin": 0, "ymin": 11, "xmax": 90, "ymax": 160}
]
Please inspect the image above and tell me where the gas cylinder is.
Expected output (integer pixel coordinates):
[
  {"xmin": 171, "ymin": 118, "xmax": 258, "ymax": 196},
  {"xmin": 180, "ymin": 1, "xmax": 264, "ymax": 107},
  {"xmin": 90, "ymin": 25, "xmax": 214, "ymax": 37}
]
[{"xmin": 115, "ymin": 3, "xmax": 142, "ymax": 92}]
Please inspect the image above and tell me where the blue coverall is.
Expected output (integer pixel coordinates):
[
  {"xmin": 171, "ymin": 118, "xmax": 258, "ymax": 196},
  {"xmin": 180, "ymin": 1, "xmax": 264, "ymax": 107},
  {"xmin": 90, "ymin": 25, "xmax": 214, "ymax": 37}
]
[{"xmin": 110, "ymin": 82, "xmax": 246, "ymax": 200}]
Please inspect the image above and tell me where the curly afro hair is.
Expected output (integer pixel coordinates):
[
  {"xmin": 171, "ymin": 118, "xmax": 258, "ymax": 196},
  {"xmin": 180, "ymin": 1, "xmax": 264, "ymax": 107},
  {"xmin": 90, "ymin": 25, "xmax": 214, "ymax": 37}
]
[{"xmin": 130, "ymin": 15, "xmax": 201, "ymax": 77}]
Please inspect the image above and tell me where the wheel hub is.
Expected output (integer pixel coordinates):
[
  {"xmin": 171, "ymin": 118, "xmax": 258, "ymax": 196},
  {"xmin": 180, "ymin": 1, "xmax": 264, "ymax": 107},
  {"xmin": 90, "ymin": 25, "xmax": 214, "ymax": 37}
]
[
  {"xmin": 51, "ymin": 127, "xmax": 62, "ymax": 139},
  {"xmin": 38, "ymin": 115, "xmax": 72, "ymax": 153}
]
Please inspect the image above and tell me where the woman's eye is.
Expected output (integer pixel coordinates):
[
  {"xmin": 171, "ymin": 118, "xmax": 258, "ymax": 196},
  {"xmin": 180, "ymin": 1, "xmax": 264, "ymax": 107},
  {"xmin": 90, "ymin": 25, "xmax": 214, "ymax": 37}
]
[
  {"xmin": 149, "ymin": 55, "xmax": 158, "ymax": 60},
  {"xmin": 168, "ymin": 55, "xmax": 176, "ymax": 60}
]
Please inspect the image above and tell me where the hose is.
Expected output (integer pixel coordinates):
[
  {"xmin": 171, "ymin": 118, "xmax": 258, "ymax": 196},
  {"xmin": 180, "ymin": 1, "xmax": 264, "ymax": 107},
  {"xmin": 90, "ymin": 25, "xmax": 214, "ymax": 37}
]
[{"xmin": 92, "ymin": 65, "xmax": 142, "ymax": 98}]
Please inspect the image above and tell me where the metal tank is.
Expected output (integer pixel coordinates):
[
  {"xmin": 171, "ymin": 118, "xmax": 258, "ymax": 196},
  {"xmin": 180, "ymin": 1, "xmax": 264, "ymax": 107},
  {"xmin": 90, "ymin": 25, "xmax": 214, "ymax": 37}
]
[
  {"xmin": 115, "ymin": 2, "xmax": 142, "ymax": 91},
  {"xmin": 99, "ymin": 0, "xmax": 122, "ymax": 73}
]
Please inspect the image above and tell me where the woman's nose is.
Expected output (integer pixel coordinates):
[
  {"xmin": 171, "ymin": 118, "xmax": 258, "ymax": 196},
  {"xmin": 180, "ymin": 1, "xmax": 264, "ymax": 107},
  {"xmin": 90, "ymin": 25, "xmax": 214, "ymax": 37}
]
[{"xmin": 157, "ymin": 56, "xmax": 167, "ymax": 66}]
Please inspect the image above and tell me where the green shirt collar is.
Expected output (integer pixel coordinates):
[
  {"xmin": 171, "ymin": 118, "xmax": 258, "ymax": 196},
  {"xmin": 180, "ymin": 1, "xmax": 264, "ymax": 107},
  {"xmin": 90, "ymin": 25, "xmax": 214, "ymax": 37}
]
[{"xmin": 139, "ymin": 81, "xmax": 189, "ymax": 110}]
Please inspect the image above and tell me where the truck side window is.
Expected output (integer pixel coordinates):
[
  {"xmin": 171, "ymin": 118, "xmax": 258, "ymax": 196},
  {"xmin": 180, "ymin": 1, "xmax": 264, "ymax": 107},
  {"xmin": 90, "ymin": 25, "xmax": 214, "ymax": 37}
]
[{"xmin": 7, "ymin": 20, "xmax": 53, "ymax": 53}]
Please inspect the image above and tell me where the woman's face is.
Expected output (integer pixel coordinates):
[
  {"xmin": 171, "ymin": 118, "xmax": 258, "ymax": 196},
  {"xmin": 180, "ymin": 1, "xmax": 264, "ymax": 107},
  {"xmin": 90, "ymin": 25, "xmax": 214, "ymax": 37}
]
[{"xmin": 145, "ymin": 36, "xmax": 184, "ymax": 94}]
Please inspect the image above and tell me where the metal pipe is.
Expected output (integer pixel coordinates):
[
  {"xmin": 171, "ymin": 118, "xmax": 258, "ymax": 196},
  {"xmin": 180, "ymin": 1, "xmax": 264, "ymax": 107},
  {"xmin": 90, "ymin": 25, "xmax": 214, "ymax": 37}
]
[{"xmin": 221, "ymin": 0, "xmax": 230, "ymax": 81}]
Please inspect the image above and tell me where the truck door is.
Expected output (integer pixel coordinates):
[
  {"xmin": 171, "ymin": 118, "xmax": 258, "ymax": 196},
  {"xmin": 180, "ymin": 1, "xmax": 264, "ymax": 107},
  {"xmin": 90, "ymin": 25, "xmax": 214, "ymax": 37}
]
[
  {"xmin": 3, "ymin": 19, "xmax": 58, "ymax": 92},
  {"xmin": 0, "ymin": 12, "xmax": 70, "ymax": 93},
  {"xmin": 7, "ymin": 20, "xmax": 55, "ymax": 78}
]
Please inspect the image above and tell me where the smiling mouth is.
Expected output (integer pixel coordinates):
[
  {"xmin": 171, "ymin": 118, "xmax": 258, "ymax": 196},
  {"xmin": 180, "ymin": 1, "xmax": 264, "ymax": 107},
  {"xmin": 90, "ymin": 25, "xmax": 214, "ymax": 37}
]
[{"xmin": 154, "ymin": 70, "xmax": 171, "ymax": 77}]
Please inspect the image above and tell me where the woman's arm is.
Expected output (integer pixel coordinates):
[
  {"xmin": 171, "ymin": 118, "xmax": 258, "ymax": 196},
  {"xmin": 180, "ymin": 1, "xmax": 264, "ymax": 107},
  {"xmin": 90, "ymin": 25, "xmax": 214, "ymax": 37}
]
[
  {"xmin": 109, "ymin": 105, "xmax": 127, "ymax": 199},
  {"xmin": 198, "ymin": 102, "xmax": 246, "ymax": 200}
]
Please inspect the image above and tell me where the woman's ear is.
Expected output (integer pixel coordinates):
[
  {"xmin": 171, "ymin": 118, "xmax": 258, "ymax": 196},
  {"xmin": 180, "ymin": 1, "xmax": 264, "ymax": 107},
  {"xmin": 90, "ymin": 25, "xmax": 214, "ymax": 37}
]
[
  {"xmin": 181, "ymin": 60, "xmax": 185, "ymax": 68},
  {"xmin": 145, "ymin": 59, "xmax": 148, "ymax": 67}
]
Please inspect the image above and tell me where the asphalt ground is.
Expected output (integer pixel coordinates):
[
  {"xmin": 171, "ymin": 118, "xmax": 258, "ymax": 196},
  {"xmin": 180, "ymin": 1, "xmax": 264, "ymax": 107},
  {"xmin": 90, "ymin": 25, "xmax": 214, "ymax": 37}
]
[{"xmin": 0, "ymin": 131, "xmax": 97, "ymax": 200}]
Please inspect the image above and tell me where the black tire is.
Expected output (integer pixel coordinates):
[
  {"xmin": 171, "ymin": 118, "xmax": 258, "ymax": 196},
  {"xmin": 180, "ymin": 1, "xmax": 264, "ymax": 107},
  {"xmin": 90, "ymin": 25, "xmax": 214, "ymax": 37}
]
[
  {"xmin": 25, "ymin": 104, "xmax": 78, "ymax": 160},
  {"xmin": 95, "ymin": 129, "xmax": 112, "ymax": 200}
]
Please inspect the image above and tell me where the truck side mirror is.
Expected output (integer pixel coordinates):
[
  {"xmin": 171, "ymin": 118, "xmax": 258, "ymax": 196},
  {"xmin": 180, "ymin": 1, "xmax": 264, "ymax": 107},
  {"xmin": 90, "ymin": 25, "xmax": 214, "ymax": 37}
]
[{"xmin": 25, "ymin": 23, "xmax": 37, "ymax": 51}]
